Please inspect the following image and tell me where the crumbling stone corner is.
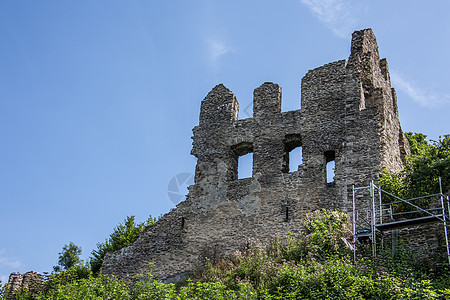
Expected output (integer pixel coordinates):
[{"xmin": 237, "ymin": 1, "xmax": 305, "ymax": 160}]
[{"xmin": 5, "ymin": 271, "xmax": 43, "ymax": 298}]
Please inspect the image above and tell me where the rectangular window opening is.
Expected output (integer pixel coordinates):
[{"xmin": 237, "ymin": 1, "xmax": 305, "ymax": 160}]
[
  {"xmin": 238, "ymin": 152, "xmax": 253, "ymax": 179},
  {"xmin": 325, "ymin": 151, "xmax": 336, "ymax": 184},
  {"xmin": 288, "ymin": 146, "xmax": 303, "ymax": 172},
  {"xmin": 232, "ymin": 142, "xmax": 253, "ymax": 180},
  {"xmin": 283, "ymin": 134, "xmax": 302, "ymax": 173}
]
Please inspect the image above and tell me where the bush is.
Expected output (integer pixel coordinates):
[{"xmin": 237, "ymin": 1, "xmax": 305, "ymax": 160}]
[
  {"xmin": 179, "ymin": 280, "xmax": 257, "ymax": 300},
  {"xmin": 39, "ymin": 274, "xmax": 129, "ymax": 300},
  {"xmin": 129, "ymin": 272, "xmax": 176, "ymax": 300},
  {"xmin": 269, "ymin": 258, "xmax": 401, "ymax": 299},
  {"xmin": 41, "ymin": 263, "xmax": 92, "ymax": 295}
]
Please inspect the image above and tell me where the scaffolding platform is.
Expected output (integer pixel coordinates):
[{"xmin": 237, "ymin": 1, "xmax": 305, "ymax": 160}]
[
  {"xmin": 376, "ymin": 214, "xmax": 445, "ymax": 231},
  {"xmin": 352, "ymin": 178, "xmax": 450, "ymax": 263}
]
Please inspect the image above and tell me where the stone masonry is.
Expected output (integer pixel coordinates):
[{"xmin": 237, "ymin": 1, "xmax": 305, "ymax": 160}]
[
  {"xmin": 102, "ymin": 29, "xmax": 410, "ymax": 282},
  {"xmin": 5, "ymin": 272, "xmax": 43, "ymax": 297}
]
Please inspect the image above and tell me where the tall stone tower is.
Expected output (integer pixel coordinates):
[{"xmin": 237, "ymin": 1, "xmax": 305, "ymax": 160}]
[{"xmin": 102, "ymin": 29, "xmax": 409, "ymax": 282}]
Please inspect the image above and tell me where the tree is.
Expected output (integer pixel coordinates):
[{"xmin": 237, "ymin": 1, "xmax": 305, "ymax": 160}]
[
  {"xmin": 408, "ymin": 134, "xmax": 450, "ymax": 195},
  {"xmin": 54, "ymin": 242, "xmax": 82, "ymax": 272},
  {"xmin": 381, "ymin": 133, "xmax": 450, "ymax": 205},
  {"xmin": 405, "ymin": 132, "xmax": 430, "ymax": 156},
  {"xmin": 90, "ymin": 215, "xmax": 157, "ymax": 275}
]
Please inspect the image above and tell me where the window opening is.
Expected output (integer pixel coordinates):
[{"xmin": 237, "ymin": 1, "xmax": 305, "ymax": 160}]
[
  {"xmin": 326, "ymin": 161, "xmax": 335, "ymax": 183},
  {"xmin": 232, "ymin": 142, "xmax": 253, "ymax": 180},
  {"xmin": 283, "ymin": 134, "xmax": 302, "ymax": 173},
  {"xmin": 238, "ymin": 152, "xmax": 253, "ymax": 179},
  {"xmin": 325, "ymin": 151, "xmax": 336, "ymax": 184},
  {"xmin": 289, "ymin": 146, "xmax": 303, "ymax": 172},
  {"xmin": 285, "ymin": 207, "xmax": 289, "ymax": 222}
]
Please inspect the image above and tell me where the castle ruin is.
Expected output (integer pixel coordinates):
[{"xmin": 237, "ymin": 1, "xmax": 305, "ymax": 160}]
[
  {"xmin": 5, "ymin": 272, "xmax": 43, "ymax": 297},
  {"xmin": 102, "ymin": 29, "xmax": 410, "ymax": 282}
]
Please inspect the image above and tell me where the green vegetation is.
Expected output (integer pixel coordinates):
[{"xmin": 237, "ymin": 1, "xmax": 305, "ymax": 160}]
[
  {"xmin": 381, "ymin": 133, "xmax": 450, "ymax": 205},
  {"xmin": 3, "ymin": 132, "xmax": 450, "ymax": 299},
  {"xmin": 53, "ymin": 242, "xmax": 82, "ymax": 272},
  {"xmin": 3, "ymin": 209, "xmax": 450, "ymax": 299},
  {"xmin": 90, "ymin": 215, "xmax": 158, "ymax": 274},
  {"xmin": 194, "ymin": 210, "xmax": 450, "ymax": 299}
]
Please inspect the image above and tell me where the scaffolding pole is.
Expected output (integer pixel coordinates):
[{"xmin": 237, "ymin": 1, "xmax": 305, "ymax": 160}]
[
  {"xmin": 370, "ymin": 180, "xmax": 377, "ymax": 257},
  {"xmin": 440, "ymin": 178, "xmax": 450, "ymax": 264},
  {"xmin": 352, "ymin": 185, "xmax": 356, "ymax": 263},
  {"xmin": 378, "ymin": 185, "xmax": 383, "ymax": 248}
]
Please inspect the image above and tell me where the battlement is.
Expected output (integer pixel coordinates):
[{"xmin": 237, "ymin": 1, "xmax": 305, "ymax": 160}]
[
  {"xmin": 102, "ymin": 29, "xmax": 411, "ymax": 282},
  {"xmin": 194, "ymin": 29, "xmax": 407, "ymax": 180},
  {"xmin": 198, "ymin": 30, "xmax": 398, "ymax": 135}
]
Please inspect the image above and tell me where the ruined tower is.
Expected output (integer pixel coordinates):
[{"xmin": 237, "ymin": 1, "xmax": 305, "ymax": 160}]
[{"xmin": 102, "ymin": 29, "xmax": 410, "ymax": 282}]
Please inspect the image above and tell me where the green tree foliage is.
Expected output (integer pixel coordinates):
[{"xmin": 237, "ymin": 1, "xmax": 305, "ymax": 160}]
[
  {"xmin": 405, "ymin": 132, "xmax": 431, "ymax": 156},
  {"xmin": 408, "ymin": 134, "xmax": 450, "ymax": 195},
  {"xmin": 54, "ymin": 242, "xmax": 82, "ymax": 272},
  {"xmin": 381, "ymin": 133, "xmax": 450, "ymax": 204},
  {"xmin": 5, "ymin": 209, "xmax": 450, "ymax": 299},
  {"xmin": 90, "ymin": 215, "xmax": 157, "ymax": 275},
  {"xmin": 43, "ymin": 263, "xmax": 92, "ymax": 294}
]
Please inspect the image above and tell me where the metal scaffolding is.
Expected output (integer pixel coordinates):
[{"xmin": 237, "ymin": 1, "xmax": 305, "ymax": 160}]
[{"xmin": 352, "ymin": 178, "xmax": 450, "ymax": 264}]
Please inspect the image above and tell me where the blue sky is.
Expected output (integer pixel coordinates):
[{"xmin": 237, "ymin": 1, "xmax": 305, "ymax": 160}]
[{"xmin": 1, "ymin": 0, "xmax": 449, "ymax": 284}]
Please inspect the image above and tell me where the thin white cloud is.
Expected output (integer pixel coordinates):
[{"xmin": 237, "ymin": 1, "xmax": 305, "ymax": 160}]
[
  {"xmin": 0, "ymin": 249, "xmax": 23, "ymax": 286},
  {"xmin": 0, "ymin": 249, "xmax": 22, "ymax": 270},
  {"xmin": 207, "ymin": 38, "xmax": 236, "ymax": 66},
  {"xmin": 299, "ymin": 0, "xmax": 362, "ymax": 38},
  {"xmin": 0, "ymin": 274, "xmax": 7, "ymax": 286},
  {"xmin": 390, "ymin": 70, "xmax": 450, "ymax": 107}
]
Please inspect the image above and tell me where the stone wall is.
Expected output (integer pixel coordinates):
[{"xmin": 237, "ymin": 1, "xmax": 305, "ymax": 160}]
[
  {"xmin": 102, "ymin": 28, "xmax": 410, "ymax": 282},
  {"xmin": 5, "ymin": 272, "xmax": 43, "ymax": 298},
  {"xmin": 379, "ymin": 223, "xmax": 447, "ymax": 263}
]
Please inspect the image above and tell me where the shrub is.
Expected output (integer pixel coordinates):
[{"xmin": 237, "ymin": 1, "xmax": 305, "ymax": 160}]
[
  {"xmin": 275, "ymin": 209, "xmax": 352, "ymax": 266},
  {"xmin": 39, "ymin": 274, "xmax": 129, "ymax": 300},
  {"xmin": 179, "ymin": 280, "xmax": 257, "ymax": 300},
  {"xmin": 40, "ymin": 263, "xmax": 92, "ymax": 296},
  {"xmin": 129, "ymin": 272, "xmax": 177, "ymax": 300}
]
